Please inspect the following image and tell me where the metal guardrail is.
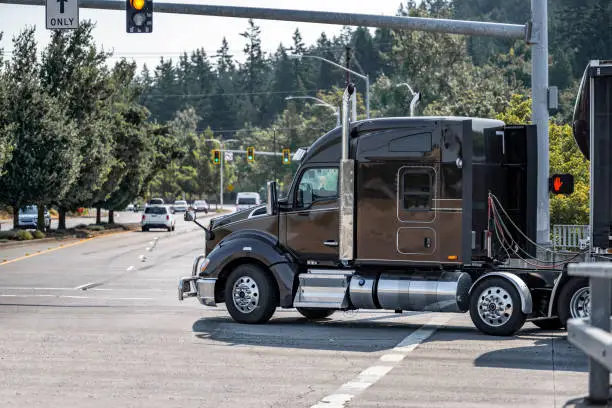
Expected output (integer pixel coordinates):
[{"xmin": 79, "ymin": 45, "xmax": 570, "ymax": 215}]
[
  {"xmin": 552, "ymin": 224, "xmax": 590, "ymax": 251},
  {"xmin": 567, "ymin": 263, "xmax": 612, "ymax": 404}
]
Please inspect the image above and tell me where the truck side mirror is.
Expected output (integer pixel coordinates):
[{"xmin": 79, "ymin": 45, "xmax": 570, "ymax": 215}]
[
  {"xmin": 266, "ymin": 181, "xmax": 278, "ymax": 216},
  {"xmin": 184, "ymin": 211, "xmax": 195, "ymax": 222}
]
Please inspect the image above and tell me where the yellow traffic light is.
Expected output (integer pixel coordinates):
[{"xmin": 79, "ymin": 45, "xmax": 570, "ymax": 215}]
[
  {"xmin": 126, "ymin": 0, "xmax": 152, "ymax": 33},
  {"xmin": 212, "ymin": 149, "xmax": 221, "ymax": 165},
  {"xmin": 247, "ymin": 147, "xmax": 255, "ymax": 163},
  {"xmin": 282, "ymin": 148, "xmax": 291, "ymax": 165},
  {"xmin": 130, "ymin": 0, "xmax": 145, "ymax": 10}
]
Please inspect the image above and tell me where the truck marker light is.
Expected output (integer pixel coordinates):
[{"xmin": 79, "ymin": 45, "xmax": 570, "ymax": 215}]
[{"xmin": 448, "ymin": 255, "xmax": 458, "ymax": 261}]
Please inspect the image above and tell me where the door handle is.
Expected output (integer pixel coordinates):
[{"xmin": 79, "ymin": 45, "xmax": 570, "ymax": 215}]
[
  {"xmin": 323, "ymin": 240, "xmax": 339, "ymax": 247},
  {"xmin": 297, "ymin": 211, "xmax": 310, "ymax": 217}
]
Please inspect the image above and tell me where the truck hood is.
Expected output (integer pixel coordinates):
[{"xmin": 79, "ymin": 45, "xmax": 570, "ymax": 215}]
[{"xmin": 211, "ymin": 206, "xmax": 264, "ymax": 229}]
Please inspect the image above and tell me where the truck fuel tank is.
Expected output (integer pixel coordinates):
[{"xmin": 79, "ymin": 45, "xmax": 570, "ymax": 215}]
[{"xmin": 349, "ymin": 271, "xmax": 472, "ymax": 313}]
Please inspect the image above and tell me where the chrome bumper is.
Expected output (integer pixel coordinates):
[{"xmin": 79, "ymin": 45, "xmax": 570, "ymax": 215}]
[{"xmin": 178, "ymin": 277, "xmax": 217, "ymax": 306}]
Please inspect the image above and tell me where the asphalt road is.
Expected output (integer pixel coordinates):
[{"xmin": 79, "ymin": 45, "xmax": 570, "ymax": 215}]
[{"xmin": 0, "ymin": 215, "xmax": 591, "ymax": 408}]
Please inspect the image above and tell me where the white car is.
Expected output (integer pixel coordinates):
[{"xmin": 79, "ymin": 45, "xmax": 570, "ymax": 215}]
[
  {"xmin": 236, "ymin": 192, "xmax": 261, "ymax": 212},
  {"xmin": 18, "ymin": 205, "xmax": 51, "ymax": 231},
  {"xmin": 191, "ymin": 200, "xmax": 209, "ymax": 213},
  {"xmin": 142, "ymin": 205, "xmax": 175, "ymax": 232},
  {"xmin": 173, "ymin": 200, "xmax": 188, "ymax": 212}
]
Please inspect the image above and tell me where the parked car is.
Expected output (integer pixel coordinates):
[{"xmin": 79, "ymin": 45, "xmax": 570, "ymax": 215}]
[
  {"xmin": 141, "ymin": 205, "xmax": 175, "ymax": 232},
  {"xmin": 17, "ymin": 205, "xmax": 51, "ymax": 230},
  {"xmin": 173, "ymin": 200, "xmax": 188, "ymax": 212},
  {"xmin": 236, "ymin": 192, "xmax": 261, "ymax": 212},
  {"xmin": 190, "ymin": 200, "xmax": 209, "ymax": 213},
  {"xmin": 145, "ymin": 197, "xmax": 164, "ymax": 207}
]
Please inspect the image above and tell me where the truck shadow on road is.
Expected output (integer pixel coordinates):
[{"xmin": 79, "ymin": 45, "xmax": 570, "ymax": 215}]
[{"xmin": 191, "ymin": 312, "xmax": 583, "ymax": 362}]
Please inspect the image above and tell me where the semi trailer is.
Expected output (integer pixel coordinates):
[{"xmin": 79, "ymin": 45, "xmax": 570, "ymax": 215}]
[{"xmin": 178, "ymin": 61, "xmax": 612, "ymax": 336}]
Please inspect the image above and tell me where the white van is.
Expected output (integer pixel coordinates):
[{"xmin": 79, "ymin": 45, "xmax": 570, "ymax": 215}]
[{"xmin": 236, "ymin": 192, "xmax": 261, "ymax": 212}]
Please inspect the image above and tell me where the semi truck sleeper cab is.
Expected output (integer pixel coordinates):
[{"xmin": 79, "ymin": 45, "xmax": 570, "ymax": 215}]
[{"xmin": 179, "ymin": 86, "xmax": 592, "ymax": 336}]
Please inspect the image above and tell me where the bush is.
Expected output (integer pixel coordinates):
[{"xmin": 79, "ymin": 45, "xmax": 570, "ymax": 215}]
[
  {"xmin": 74, "ymin": 223, "xmax": 88, "ymax": 229},
  {"xmin": 0, "ymin": 230, "xmax": 17, "ymax": 241},
  {"xmin": 87, "ymin": 225, "xmax": 105, "ymax": 231},
  {"xmin": 33, "ymin": 230, "xmax": 46, "ymax": 239},
  {"xmin": 16, "ymin": 230, "xmax": 33, "ymax": 241}
]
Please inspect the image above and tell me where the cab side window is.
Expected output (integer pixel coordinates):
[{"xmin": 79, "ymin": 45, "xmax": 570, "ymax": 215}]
[{"xmin": 296, "ymin": 167, "xmax": 339, "ymax": 208}]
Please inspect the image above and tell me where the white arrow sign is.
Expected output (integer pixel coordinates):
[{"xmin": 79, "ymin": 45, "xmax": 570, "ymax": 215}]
[{"xmin": 46, "ymin": 0, "xmax": 79, "ymax": 30}]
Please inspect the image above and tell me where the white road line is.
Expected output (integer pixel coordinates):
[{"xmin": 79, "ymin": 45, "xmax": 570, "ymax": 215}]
[
  {"xmin": 0, "ymin": 287, "xmax": 75, "ymax": 291},
  {"xmin": 0, "ymin": 294, "xmax": 153, "ymax": 301},
  {"xmin": 310, "ymin": 314, "xmax": 451, "ymax": 408},
  {"xmin": 126, "ymin": 266, "xmax": 135, "ymax": 271}
]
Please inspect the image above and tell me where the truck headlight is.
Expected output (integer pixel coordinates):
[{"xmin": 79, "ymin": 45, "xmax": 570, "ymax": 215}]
[{"xmin": 200, "ymin": 258, "xmax": 210, "ymax": 274}]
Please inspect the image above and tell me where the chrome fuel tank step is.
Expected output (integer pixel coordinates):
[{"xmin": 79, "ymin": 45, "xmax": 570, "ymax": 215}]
[{"xmin": 293, "ymin": 269, "xmax": 354, "ymax": 309}]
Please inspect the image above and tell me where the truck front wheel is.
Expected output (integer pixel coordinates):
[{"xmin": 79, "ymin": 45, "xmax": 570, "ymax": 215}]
[
  {"xmin": 469, "ymin": 277, "xmax": 527, "ymax": 336},
  {"xmin": 224, "ymin": 264, "xmax": 278, "ymax": 324},
  {"xmin": 296, "ymin": 308, "xmax": 335, "ymax": 320},
  {"xmin": 558, "ymin": 278, "xmax": 590, "ymax": 327}
]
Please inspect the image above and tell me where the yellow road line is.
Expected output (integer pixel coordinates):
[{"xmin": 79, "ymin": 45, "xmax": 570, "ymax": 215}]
[{"xmin": 0, "ymin": 229, "xmax": 132, "ymax": 267}]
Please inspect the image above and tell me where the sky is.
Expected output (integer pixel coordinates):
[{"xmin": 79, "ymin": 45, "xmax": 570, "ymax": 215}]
[{"xmin": 0, "ymin": 0, "xmax": 406, "ymax": 69}]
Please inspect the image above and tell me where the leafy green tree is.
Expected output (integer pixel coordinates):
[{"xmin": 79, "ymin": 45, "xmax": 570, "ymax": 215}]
[
  {"xmin": 0, "ymin": 28, "xmax": 81, "ymax": 230},
  {"xmin": 0, "ymin": 33, "xmax": 15, "ymax": 176},
  {"xmin": 40, "ymin": 21, "xmax": 116, "ymax": 229}
]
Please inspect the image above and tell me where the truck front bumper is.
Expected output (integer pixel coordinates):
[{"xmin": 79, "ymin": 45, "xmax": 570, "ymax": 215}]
[
  {"xmin": 178, "ymin": 277, "xmax": 217, "ymax": 306},
  {"xmin": 178, "ymin": 254, "xmax": 216, "ymax": 306}
]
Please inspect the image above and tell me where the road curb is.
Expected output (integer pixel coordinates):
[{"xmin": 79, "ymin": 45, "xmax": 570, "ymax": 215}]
[{"xmin": 0, "ymin": 223, "xmax": 140, "ymax": 249}]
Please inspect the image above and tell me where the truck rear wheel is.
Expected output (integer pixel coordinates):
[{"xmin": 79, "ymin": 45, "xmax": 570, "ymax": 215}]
[
  {"xmin": 224, "ymin": 264, "xmax": 278, "ymax": 324},
  {"xmin": 296, "ymin": 308, "xmax": 335, "ymax": 320},
  {"xmin": 469, "ymin": 277, "xmax": 527, "ymax": 336},
  {"xmin": 558, "ymin": 278, "xmax": 590, "ymax": 327}
]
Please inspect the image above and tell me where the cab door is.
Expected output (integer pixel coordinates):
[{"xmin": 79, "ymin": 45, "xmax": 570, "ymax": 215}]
[{"xmin": 283, "ymin": 166, "xmax": 339, "ymax": 264}]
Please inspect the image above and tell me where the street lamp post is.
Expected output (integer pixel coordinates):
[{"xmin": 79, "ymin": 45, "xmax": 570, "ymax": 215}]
[
  {"xmin": 285, "ymin": 95, "xmax": 340, "ymax": 127},
  {"xmin": 289, "ymin": 54, "xmax": 370, "ymax": 119},
  {"xmin": 396, "ymin": 82, "xmax": 421, "ymax": 117}
]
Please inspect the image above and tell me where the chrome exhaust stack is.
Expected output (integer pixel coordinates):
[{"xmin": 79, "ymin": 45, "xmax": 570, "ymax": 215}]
[{"xmin": 339, "ymin": 84, "xmax": 356, "ymax": 263}]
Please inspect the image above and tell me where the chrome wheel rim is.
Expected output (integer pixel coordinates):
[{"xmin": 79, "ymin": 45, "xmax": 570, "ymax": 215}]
[
  {"xmin": 477, "ymin": 286, "xmax": 514, "ymax": 327},
  {"xmin": 232, "ymin": 276, "xmax": 259, "ymax": 314},
  {"xmin": 569, "ymin": 287, "xmax": 591, "ymax": 318}
]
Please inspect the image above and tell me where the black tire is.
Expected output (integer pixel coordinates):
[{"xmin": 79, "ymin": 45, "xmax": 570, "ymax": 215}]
[
  {"xmin": 469, "ymin": 277, "xmax": 527, "ymax": 336},
  {"xmin": 172, "ymin": 225, "xmax": 176, "ymax": 231},
  {"xmin": 167, "ymin": 226, "xmax": 172, "ymax": 232},
  {"xmin": 224, "ymin": 264, "xmax": 278, "ymax": 324},
  {"xmin": 532, "ymin": 318, "xmax": 563, "ymax": 330},
  {"xmin": 558, "ymin": 278, "xmax": 589, "ymax": 328},
  {"xmin": 297, "ymin": 308, "xmax": 335, "ymax": 320},
  {"xmin": 142, "ymin": 226, "xmax": 148, "ymax": 232}
]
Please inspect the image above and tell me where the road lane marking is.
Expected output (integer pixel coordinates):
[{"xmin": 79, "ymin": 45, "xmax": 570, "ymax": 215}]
[
  {"xmin": 310, "ymin": 314, "xmax": 450, "ymax": 408},
  {"xmin": 0, "ymin": 294, "xmax": 154, "ymax": 301}
]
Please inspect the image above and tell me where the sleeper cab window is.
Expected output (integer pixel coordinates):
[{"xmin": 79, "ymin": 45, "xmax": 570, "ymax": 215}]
[
  {"xmin": 400, "ymin": 167, "xmax": 435, "ymax": 213},
  {"xmin": 297, "ymin": 167, "xmax": 339, "ymax": 207}
]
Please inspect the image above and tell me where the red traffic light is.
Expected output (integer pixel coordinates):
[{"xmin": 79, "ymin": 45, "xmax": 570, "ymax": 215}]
[{"xmin": 549, "ymin": 174, "xmax": 574, "ymax": 195}]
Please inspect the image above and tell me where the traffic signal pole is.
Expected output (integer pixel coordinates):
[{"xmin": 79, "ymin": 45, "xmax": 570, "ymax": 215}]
[{"xmin": 3, "ymin": 0, "xmax": 551, "ymax": 243}]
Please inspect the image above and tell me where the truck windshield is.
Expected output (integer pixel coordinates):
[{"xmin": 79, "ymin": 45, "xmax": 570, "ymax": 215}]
[{"xmin": 238, "ymin": 198, "xmax": 257, "ymax": 205}]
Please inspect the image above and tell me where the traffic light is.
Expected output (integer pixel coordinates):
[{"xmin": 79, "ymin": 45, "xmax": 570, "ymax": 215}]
[
  {"xmin": 282, "ymin": 149, "xmax": 291, "ymax": 165},
  {"xmin": 549, "ymin": 174, "xmax": 574, "ymax": 195},
  {"xmin": 212, "ymin": 150, "xmax": 221, "ymax": 165},
  {"xmin": 247, "ymin": 147, "xmax": 255, "ymax": 163},
  {"xmin": 126, "ymin": 0, "xmax": 152, "ymax": 33}
]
